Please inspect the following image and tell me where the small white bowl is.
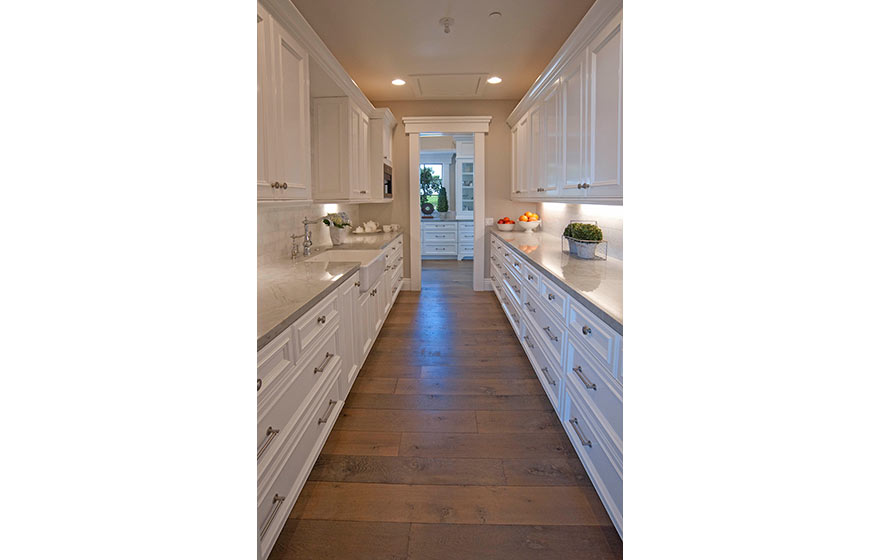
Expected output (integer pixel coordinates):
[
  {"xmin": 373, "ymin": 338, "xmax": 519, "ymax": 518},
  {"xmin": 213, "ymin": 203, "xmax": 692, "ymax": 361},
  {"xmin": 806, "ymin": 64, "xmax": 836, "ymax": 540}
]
[
  {"xmin": 496, "ymin": 223, "xmax": 515, "ymax": 231},
  {"xmin": 518, "ymin": 219, "xmax": 541, "ymax": 231}
]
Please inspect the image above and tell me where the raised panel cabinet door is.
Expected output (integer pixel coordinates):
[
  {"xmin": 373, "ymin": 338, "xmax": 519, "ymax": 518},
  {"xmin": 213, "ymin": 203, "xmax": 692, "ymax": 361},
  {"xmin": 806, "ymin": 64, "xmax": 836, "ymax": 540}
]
[
  {"xmin": 587, "ymin": 13, "xmax": 622, "ymax": 200},
  {"xmin": 515, "ymin": 114, "xmax": 529, "ymax": 196},
  {"xmin": 357, "ymin": 289, "xmax": 373, "ymax": 365},
  {"xmin": 542, "ymin": 82, "xmax": 562, "ymax": 196},
  {"xmin": 257, "ymin": 6, "xmax": 275, "ymax": 200},
  {"xmin": 273, "ymin": 22, "xmax": 311, "ymax": 200},
  {"xmin": 360, "ymin": 113, "xmax": 373, "ymax": 200},
  {"xmin": 350, "ymin": 107, "xmax": 368, "ymax": 199},
  {"xmin": 311, "ymin": 98, "xmax": 349, "ymax": 200},
  {"xmin": 561, "ymin": 51, "xmax": 588, "ymax": 196},
  {"xmin": 338, "ymin": 277, "xmax": 359, "ymax": 398},
  {"xmin": 510, "ymin": 125, "xmax": 520, "ymax": 199},
  {"xmin": 527, "ymin": 106, "xmax": 542, "ymax": 194}
]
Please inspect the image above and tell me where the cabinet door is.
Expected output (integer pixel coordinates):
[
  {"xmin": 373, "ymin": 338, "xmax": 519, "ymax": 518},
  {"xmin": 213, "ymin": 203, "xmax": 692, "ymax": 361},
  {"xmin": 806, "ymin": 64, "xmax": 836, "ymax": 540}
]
[
  {"xmin": 372, "ymin": 275, "xmax": 386, "ymax": 334},
  {"xmin": 456, "ymin": 158, "xmax": 474, "ymax": 216},
  {"xmin": 587, "ymin": 13, "xmax": 622, "ymax": 200},
  {"xmin": 311, "ymin": 98, "xmax": 349, "ymax": 201},
  {"xmin": 514, "ymin": 114, "xmax": 529, "ymax": 196},
  {"xmin": 510, "ymin": 125, "xmax": 520, "ymax": 199},
  {"xmin": 527, "ymin": 106, "xmax": 541, "ymax": 195},
  {"xmin": 338, "ymin": 277, "xmax": 359, "ymax": 398},
  {"xmin": 272, "ymin": 22, "xmax": 310, "ymax": 200},
  {"xmin": 350, "ymin": 107, "xmax": 369, "ymax": 200},
  {"xmin": 360, "ymin": 112, "xmax": 372, "ymax": 200},
  {"xmin": 257, "ymin": 7, "xmax": 275, "ymax": 199},
  {"xmin": 357, "ymin": 289, "xmax": 373, "ymax": 365},
  {"xmin": 542, "ymin": 82, "xmax": 562, "ymax": 196},
  {"xmin": 561, "ymin": 52, "xmax": 588, "ymax": 197}
]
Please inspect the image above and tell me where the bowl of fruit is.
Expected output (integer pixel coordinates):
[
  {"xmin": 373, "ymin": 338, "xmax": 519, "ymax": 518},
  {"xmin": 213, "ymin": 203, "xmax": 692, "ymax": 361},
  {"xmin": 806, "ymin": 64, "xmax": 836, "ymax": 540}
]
[
  {"xmin": 496, "ymin": 217, "xmax": 516, "ymax": 231},
  {"xmin": 518, "ymin": 212, "xmax": 541, "ymax": 231}
]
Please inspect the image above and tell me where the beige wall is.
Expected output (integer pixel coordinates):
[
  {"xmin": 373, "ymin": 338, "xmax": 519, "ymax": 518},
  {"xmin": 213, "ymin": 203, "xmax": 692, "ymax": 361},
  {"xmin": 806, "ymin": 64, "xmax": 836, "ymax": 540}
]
[{"xmin": 359, "ymin": 99, "xmax": 537, "ymax": 279}]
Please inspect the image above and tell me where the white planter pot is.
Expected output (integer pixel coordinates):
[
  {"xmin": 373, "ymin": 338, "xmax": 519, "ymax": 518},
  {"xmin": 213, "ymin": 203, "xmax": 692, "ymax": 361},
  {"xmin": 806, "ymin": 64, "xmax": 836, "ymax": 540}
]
[
  {"xmin": 566, "ymin": 237, "xmax": 602, "ymax": 259},
  {"xmin": 329, "ymin": 227, "xmax": 348, "ymax": 246}
]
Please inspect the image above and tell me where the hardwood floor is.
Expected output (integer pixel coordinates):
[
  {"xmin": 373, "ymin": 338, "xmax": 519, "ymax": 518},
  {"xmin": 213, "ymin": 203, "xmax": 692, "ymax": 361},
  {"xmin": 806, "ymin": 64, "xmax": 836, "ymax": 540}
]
[{"xmin": 269, "ymin": 260, "xmax": 622, "ymax": 560}]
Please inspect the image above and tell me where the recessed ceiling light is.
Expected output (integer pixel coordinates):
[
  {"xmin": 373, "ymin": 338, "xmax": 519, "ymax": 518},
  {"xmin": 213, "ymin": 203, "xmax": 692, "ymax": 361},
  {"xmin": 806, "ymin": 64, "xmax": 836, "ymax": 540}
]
[
  {"xmin": 391, "ymin": 78, "xmax": 406, "ymax": 86},
  {"xmin": 487, "ymin": 76, "xmax": 502, "ymax": 84},
  {"xmin": 489, "ymin": 11, "xmax": 502, "ymax": 18}
]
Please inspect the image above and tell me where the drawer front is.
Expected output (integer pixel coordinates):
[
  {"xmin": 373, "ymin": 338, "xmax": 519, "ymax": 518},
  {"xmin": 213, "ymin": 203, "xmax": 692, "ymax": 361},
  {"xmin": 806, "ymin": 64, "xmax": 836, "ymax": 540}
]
[
  {"xmin": 257, "ymin": 328, "xmax": 295, "ymax": 397},
  {"xmin": 293, "ymin": 292, "xmax": 339, "ymax": 358},
  {"xmin": 538, "ymin": 278, "xmax": 568, "ymax": 322},
  {"xmin": 258, "ymin": 362, "xmax": 342, "ymax": 559},
  {"xmin": 521, "ymin": 318, "xmax": 561, "ymax": 411},
  {"xmin": 520, "ymin": 260, "xmax": 540, "ymax": 293},
  {"xmin": 507, "ymin": 251, "xmax": 527, "ymax": 279},
  {"xmin": 500, "ymin": 263, "xmax": 524, "ymax": 306},
  {"xmin": 499, "ymin": 283, "xmax": 522, "ymax": 336},
  {"xmin": 457, "ymin": 220, "xmax": 473, "ymax": 232},
  {"xmin": 258, "ymin": 329, "xmax": 340, "ymax": 470},
  {"xmin": 563, "ymin": 383, "xmax": 622, "ymax": 534},
  {"xmin": 458, "ymin": 243, "xmax": 473, "ymax": 255},
  {"xmin": 422, "ymin": 243, "xmax": 457, "ymax": 255},
  {"xmin": 523, "ymin": 294, "xmax": 566, "ymax": 370},
  {"xmin": 423, "ymin": 231, "xmax": 457, "ymax": 243},
  {"xmin": 567, "ymin": 340, "xmax": 622, "ymax": 442},
  {"xmin": 422, "ymin": 222, "xmax": 456, "ymax": 231},
  {"xmin": 568, "ymin": 298, "xmax": 621, "ymax": 377},
  {"xmin": 458, "ymin": 229, "xmax": 474, "ymax": 241}
]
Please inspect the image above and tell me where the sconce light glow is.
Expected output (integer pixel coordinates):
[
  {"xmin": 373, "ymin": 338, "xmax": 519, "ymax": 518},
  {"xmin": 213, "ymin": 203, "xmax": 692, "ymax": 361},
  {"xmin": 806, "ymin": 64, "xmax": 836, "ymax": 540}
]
[
  {"xmin": 391, "ymin": 78, "xmax": 406, "ymax": 86},
  {"xmin": 487, "ymin": 76, "xmax": 503, "ymax": 84}
]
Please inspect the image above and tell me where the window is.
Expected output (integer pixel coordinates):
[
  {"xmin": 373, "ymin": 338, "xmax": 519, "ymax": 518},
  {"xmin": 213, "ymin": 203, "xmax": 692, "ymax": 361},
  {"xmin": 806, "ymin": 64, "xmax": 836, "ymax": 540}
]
[{"xmin": 419, "ymin": 163, "xmax": 443, "ymax": 208}]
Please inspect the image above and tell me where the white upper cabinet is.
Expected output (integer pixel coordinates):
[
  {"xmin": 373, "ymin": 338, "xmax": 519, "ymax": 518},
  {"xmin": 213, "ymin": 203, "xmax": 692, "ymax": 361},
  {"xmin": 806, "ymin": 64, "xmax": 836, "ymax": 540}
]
[
  {"xmin": 257, "ymin": 6, "xmax": 311, "ymax": 201},
  {"xmin": 311, "ymin": 97, "xmax": 371, "ymax": 201},
  {"xmin": 586, "ymin": 13, "xmax": 622, "ymax": 200},
  {"xmin": 506, "ymin": 0, "xmax": 622, "ymax": 204},
  {"xmin": 368, "ymin": 109, "xmax": 396, "ymax": 202}
]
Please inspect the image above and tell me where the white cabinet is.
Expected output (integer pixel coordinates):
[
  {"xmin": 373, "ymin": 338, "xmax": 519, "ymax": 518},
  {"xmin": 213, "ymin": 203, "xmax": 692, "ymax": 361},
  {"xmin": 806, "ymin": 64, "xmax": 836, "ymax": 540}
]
[
  {"xmin": 506, "ymin": 0, "xmax": 622, "ymax": 203},
  {"xmin": 311, "ymin": 97, "xmax": 370, "ymax": 202},
  {"xmin": 369, "ymin": 109, "xmax": 396, "ymax": 202},
  {"xmin": 337, "ymin": 275, "xmax": 360, "ymax": 400},
  {"xmin": 455, "ymin": 156, "xmax": 474, "ymax": 217},
  {"xmin": 586, "ymin": 13, "xmax": 622, "ymax": 200},
  {"xmin": 257, "ymin": 5, "xmax": 311, "ymax": 201}
]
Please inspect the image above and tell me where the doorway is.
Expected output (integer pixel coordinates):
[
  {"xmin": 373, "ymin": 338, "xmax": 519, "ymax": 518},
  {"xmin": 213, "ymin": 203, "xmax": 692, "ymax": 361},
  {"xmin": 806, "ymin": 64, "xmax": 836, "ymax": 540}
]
[{"xmin": 403, "ymin": 116, "xmax": 492, "ymax": 292}]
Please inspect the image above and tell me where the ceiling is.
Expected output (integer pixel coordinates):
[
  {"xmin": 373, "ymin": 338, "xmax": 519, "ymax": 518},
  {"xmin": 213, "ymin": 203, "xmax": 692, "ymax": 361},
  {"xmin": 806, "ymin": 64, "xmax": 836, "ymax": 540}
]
[{"xmin": 292, "ymin": 0, "xmax": 596, "ymax": 102}]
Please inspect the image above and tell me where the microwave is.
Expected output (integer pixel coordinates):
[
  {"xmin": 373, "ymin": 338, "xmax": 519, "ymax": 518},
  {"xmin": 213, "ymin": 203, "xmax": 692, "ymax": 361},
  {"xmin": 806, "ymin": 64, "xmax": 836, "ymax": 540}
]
[{"xmin": 383, "ymin": 164, "xmax": 392, "ymax": 199}]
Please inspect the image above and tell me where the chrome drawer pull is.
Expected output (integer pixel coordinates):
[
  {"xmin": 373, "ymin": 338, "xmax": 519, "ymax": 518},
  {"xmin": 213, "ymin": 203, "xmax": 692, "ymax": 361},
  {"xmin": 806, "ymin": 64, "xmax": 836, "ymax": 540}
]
[
  {"xmin": 542, "ymin": 326, "xmax": 558, "ymax": 342},
  {"xmin": 569, "ymin": 418, "xmax": 592, "ymax": 447},
  {"xmin": 318, "ymin": 399, "xmax": 339, "ymax": 424},
  {"xmin": 257, "ymin": 378, "xmax": 262, "ymax": 391},
  {"xmin": 313, "ymin": 352, "xmax": 334, "ymax": 374},
  {"xmin": 257, "ymin": 426, "xmax": 280, "ymax": 460},
  {"xmin": 527, "ymin": 274, "xmax": 534, "ymax": 281},
  {"xmin": 540, "ymin": 367, "xmax": 557, "ymax": 386},
  {"xmin": 582, "ymin": 326, "xmax": 592, "ymax": 335},
  {"xmin": 317, "ymin": 315, "xmax": 326, "ymax": 324},
  {"xmin": 572, "ymin": 365, "xmax": 597, "ymax": 390},
  {"xmin": 503, "ymin": 272, "xmax": 509, "ymax": 279},
  {"xmin": 512, "ymin": 286, "xmax": 520, "ymax": 294},
  {"xmin": 354, "ymin": 281, "xmax": 361, "ymax": 287},
  {"xmin": 259, "ymin": 494, "xmax": 286, "ymax": 540},
  {"xmin": 525, "ymin": 302, "xmax": 536, "ymax": 313},
  {"xmin": 547, "ymin": 293, "xmax": 556, "ymax": 301},
  {"xmin": 523, "ymin": 335, "xmax": 535, "ymax": 349}
]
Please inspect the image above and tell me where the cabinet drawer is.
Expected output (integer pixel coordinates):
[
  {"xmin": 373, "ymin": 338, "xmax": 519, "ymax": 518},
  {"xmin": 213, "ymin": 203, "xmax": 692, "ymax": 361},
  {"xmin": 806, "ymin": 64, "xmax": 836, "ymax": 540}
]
[
  {"xmin": 567, "ymin": 298, "xmax": 621, "ymax": 377},
  {"xmin": 563, "ymin": 383, "xmax": 622, "ymax": 534},
  {"xmin": 457, "ymin": 220, "xmax": 473, "ymax": 231},
  {"xmin": 507, "ymin": 251, "xmax": 527, "ymax": 279},
  {"xmin": 422, "ymin": 243, "xmax": 457, "ymax": 255},
  {"xmin": 257, "ymin": 328, "xmax": 296, "ymax": 398},
  {"xmin": 258, "ymin": 361, "xmax": 342, "ymax": 559},
  {"xmin": 521, "ymin": 318, "xmax": 561, "ymax": 411},
  {"xmin": 522, "ymin": 289, "xmax": 566, "ymax": 370},
  {"xmin": 538, "ymin": 278, "xmax": 568, "ymax": 322},
  {"xmin": 520, "ymin": 260, "xmax": 540, "ymax": 293},
  {"xmin": 567, "ymin": 340, "xmax": 622, "ymax": 442},
  {"xmin": 422, "ymin": 222, "xmax": 456, "ymax": 231},
  {"xmin": 423, "ymin": 231, "xmax": 457, "ymax": 243},
  {"xmin": 458, "ymin": 243, "xmax": 473, "ymax": 254},
  {"xmin": 258, "ymin": 329, "xmax": 340, "ymax": 470},
  {"xmin": 458, "ymin": 230, "xmax": 474, "ymax": 242},
  {"xmin": 499, "ymin": 283, "xmax": 522, "ymax": 336},
  {"xmin": 500, "ymin": 264, "xmax": 524, "ymax": 306},
  {"xmin": 293, "ymin": 292, "xmax": 339, "ymax": 358}
]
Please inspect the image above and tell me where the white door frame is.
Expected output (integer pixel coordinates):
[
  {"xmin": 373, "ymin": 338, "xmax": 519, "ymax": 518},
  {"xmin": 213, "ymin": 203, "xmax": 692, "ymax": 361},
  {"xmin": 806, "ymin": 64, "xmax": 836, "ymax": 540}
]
[{"xmin": 403, "ymin": 116, "xmax": 492, "ymax": 292}]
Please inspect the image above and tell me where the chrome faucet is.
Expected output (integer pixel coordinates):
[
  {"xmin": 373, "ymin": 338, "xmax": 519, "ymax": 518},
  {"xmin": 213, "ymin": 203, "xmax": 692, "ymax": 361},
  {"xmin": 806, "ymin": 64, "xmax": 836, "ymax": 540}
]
[{"xmin": 302, "ymin": 217, "xmax": 324, "ymax": 257}]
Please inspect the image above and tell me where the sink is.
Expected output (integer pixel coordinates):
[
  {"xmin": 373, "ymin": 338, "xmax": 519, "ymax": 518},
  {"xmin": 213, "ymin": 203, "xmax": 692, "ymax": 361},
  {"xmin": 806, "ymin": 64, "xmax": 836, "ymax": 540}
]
[{"xmin": 306, "ymin": 249, "xmax": 384, "ymax": 292}]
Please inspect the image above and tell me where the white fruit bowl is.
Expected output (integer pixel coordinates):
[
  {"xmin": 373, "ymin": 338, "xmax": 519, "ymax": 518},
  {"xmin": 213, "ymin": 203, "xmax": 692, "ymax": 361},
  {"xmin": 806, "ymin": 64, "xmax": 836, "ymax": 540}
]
[
  {"xmin": 496, "ymin": 223, "xmax": 515, "ymax": 231},
  {"xmin": 518, "ymin": 220, "xmax": 541, "ymax": 231}
]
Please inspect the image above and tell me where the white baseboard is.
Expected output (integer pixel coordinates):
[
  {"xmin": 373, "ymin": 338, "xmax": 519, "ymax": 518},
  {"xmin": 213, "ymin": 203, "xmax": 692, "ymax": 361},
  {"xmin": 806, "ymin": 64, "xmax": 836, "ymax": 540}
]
[
  {"xmin": 482, "ymin": 278, "xmax": 493, "ymax": 291},
  {"xmin": 402, "ymin": 277, "xmax": 413, "ymax": 291}
]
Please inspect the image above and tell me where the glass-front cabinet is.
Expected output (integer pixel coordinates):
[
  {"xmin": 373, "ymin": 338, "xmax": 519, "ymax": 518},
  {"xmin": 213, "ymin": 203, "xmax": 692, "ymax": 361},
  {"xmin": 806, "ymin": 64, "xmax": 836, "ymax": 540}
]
[{"xmin": 455, "ymin": 157, "xmax": 474, "ymax": 217}]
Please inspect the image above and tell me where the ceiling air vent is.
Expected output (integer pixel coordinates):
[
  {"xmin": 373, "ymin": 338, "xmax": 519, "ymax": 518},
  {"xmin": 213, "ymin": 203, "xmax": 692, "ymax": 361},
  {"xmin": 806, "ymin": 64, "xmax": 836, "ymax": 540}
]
[{"xmin": 408, "ymin": 73, "xmax": 488, "ymax": 99}]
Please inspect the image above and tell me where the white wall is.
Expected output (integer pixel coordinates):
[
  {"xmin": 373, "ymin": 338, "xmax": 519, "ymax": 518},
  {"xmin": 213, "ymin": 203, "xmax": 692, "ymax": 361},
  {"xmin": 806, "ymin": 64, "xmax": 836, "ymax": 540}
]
[
  {"xmin": 258, "ymin": 202, "xmax": 361, "ymax": 265},
  {"xmin": 538, "ymin": 202, "xmax": 623, "ymax": 260}
]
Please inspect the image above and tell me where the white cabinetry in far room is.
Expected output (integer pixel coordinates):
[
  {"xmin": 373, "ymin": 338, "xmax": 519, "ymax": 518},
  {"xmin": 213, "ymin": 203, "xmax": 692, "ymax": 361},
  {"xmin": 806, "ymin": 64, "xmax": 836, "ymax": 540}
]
[
  {"xmin": 257, "ymin": 4, "xmax": 310, "ymax": 201},
  {"xmin": 507, "ymin": 0, "xmax": 622, "ymax": 204},
  {"xmin": 257, "ymin": 236, "xmax": 404, "ymax": 559}
]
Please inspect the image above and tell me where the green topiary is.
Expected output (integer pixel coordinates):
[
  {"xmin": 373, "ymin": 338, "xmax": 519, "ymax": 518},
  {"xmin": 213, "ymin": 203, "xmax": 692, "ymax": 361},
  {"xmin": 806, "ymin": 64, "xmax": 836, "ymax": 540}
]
[
  {"xmin": 437, "ymin": 186, "xmax": 449, "ymax": 213},
  {"xmin": 563, "ymin": 223, "xmax": 603, "ymax": 241}
]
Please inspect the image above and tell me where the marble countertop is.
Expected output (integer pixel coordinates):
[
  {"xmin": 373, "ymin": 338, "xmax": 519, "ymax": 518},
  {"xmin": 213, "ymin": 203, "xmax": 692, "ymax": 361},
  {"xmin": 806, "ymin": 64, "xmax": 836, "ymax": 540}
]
[
  {"xmin": 490, "ymin": 229, "xmax": 622, "ymax": 334},
  {"xmin": 257, "ymin": 232, "xmax": 404, "ymax": 350}
]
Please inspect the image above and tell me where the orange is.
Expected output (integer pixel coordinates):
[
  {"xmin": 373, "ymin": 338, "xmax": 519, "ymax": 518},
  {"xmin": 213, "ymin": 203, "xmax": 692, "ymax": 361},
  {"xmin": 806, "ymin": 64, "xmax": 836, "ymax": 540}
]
[
  {"xmin": 529, "ymin": 216, "xmax": 539, "ymax": 222},
  {"xmin": 519, "ymin": 215, "xmax": 528, "ymax": 221}
]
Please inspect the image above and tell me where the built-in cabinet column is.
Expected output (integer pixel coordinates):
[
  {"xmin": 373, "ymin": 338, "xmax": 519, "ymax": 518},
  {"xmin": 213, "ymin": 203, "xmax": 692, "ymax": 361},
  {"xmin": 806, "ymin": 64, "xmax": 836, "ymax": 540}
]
[{"xmin": 586, "ymin": 13, "xmax": 622, "ymax": 199}]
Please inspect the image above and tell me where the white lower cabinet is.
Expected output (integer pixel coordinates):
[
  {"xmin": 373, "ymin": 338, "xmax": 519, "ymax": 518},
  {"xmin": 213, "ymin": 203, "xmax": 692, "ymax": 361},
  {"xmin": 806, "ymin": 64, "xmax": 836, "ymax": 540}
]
[
  {"xmin": 257, "ymin": 237, "xmax": 403, "ymax": 558},
  {"xmin": 488, "ymin": 232, "xmax": 622, "ymax": 536}
]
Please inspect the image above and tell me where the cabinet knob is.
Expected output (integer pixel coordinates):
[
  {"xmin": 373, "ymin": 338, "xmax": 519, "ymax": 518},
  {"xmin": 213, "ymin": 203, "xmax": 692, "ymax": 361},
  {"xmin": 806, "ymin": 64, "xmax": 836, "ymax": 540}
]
[
  {"xmin": 281, "ymin": 182, "xmax": 288, "ymax": 189},
  {"xmin": 354, "ymin": 281, "xmax": 360, "ymax": 287},
  {"xmin": 257, "ymin": 378, "xmax": 262, "ymax": 391},
  {"xmin": 317, "ymin": 315, "xmax": 326, "ymax": 324},
  {"xmin": 548, "ymin": 293, "xmax": 555, "ymax": 301},
  {"xmin": 582, "ymin": 326, "xmax": 592, "ymax": 335},
  {"xmin": 360, "ymin": 190, "xmax": 367, "ymax": 194}
]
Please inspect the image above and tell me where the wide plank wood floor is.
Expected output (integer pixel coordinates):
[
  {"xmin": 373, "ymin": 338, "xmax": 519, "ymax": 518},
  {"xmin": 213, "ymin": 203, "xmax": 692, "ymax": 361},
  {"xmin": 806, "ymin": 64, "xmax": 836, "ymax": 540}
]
[{"xmin": 269, "ymin": 260, "xmax": 622, "ymax": 560}]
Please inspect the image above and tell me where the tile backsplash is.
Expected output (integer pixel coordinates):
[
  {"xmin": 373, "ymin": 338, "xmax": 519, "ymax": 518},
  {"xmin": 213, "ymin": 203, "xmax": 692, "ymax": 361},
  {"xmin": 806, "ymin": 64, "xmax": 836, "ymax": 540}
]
[
  {"xmin": 537, "ymin": 202, "xmax": 623, "ymax": 260},
  {"xmin": 258, "ymin": 202, "xmax": 361, "ymax": 265}
]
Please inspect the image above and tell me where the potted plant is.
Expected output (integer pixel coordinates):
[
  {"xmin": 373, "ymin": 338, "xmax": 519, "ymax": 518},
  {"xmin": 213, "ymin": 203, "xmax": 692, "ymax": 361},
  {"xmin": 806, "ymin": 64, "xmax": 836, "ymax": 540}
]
[
  {"xmin": 323, "ymin": 212, "xmax": 351, "ymax": 246},
  {"xmin": 436, "ymin": 186, "xmax": 449, "ymax": 218},
  {"xmin": 563, "ymin": 223, "xmax": 604, "ymax": 259}
]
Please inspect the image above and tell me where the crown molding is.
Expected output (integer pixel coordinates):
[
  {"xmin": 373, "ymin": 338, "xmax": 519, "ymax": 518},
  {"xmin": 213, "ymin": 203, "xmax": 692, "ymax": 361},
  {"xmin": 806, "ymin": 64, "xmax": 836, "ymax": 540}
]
[
  {"xmin": 403, "ymin": 116, "xmax": 493, "ymax": 134},
  {"xmin": 506, "ymin": 0, "xmax": 622, "ymax": 127},
  {"xmin": 370, "ymin": 107, "xmax": 397, "ymax": 129},
  {"xmin": 260, "ymin": 0, "xmax": 375, "ymax": 116}
]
